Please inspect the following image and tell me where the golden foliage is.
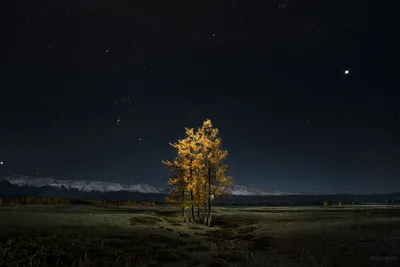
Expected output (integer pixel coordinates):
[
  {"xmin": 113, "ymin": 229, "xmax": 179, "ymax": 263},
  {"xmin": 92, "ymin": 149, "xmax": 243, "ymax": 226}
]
[{"xmin": 162, "ymin": 119, "xmax": 233, "ymax": 225}]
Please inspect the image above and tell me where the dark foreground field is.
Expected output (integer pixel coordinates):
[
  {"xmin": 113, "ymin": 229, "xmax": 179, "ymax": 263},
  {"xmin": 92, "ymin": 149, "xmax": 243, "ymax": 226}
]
[{"xmin": 0, "ymin": 205, "xmax": 399, "ymax": 267}]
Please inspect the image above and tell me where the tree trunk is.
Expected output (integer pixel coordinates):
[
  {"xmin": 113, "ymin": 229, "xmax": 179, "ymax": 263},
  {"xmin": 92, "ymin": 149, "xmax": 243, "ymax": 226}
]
[
  {"xmin": 197, "ymin": 203, "xmax": 200, "ymax": 223},
  {"xmin": 181, "ymin": 188, "xmax": 186, "ymax": 223},
  {"xmin": 189, "ymin": 160, "xmax": 196, "ymax": 223},
  {"xmin": 205, "ymin": 163, "xmax": 212, "ymax": 226},
  {"xmin": 207, "ymin": 172, "xmax": 212, "ymax": 227},
  {"xmin": 190, "ymin": 189, "xmax": 195, "ymax": 223},
  {"xmin": 203, "ymin": 181, "xmax": 207, "ymax": 224},
  {"xmin": 196, "ymin": 186, "xmax": 201, "ymax": 223}
]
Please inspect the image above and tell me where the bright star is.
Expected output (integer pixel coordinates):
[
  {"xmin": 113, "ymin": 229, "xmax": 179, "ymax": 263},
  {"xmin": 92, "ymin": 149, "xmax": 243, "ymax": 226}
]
[
  {"xmin": 344, "ymin": 70, "xmax": 350, "ymax": 75},
  {"xmin": 0, "ymin": 162, "xmax": 3, "ymax": 165}
]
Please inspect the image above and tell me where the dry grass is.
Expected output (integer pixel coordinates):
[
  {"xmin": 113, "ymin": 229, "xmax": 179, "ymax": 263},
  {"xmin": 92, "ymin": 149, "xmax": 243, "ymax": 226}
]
[
  {"xmin": 129, "ymin": 215, "xmax": 164, "ymax": 225},
  {"xmin": 0, "ymin": 205, "xmax": 399, "ymax": 266}
]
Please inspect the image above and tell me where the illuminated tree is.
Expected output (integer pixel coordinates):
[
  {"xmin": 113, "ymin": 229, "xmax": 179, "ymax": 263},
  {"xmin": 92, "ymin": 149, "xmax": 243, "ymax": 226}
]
[
  {"xmin": 197, "ymin": 120, "xmax": 232, "ymax": 226},
  {"xmin": 165, "ymin": 127, "xmax": 205, "ymax": 222},
  {"xmin": 163, "ymin": 119, "xmax": 232, "ymax": 225},
  {"xmin": 162, "ymin": 157, "xmax": 189, "ymax": 222}
]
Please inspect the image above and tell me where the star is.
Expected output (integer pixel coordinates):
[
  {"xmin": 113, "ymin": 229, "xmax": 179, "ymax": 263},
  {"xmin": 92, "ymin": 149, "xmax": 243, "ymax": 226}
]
[
  {"xmin": 344, "ymin": 69, "xmax": 350, "ymax": 75},
  {"xmin": 0, "ymin": 161, "xmax": 3, "ymax": 165}
]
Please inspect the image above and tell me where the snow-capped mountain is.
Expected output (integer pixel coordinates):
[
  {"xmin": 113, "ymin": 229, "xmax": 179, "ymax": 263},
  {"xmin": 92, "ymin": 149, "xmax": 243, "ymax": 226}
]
[
  {"xmin": 231, "ymin": 185, "xmax": 301, "ymax": 196},
  {"xmin": 0, "ymin": 175, "xmax": 299, "ymax": 196},
  {"xmin": 1, "ymin": 175, "xmax": 162, "ymax": 194},
  {"xmin": 3, "ymin": 175, "xmax": 58, "ymax": 188}
]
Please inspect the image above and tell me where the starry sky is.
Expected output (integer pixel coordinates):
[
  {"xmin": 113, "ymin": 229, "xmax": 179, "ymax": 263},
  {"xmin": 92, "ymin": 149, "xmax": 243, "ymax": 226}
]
[{"xmin": 1, "ymin": 0, "xmax": 399, "ymax": 194}]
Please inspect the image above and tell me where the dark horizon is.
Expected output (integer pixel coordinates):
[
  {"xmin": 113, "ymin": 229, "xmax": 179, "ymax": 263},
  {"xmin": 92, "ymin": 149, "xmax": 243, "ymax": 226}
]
[
  {"xmin": 2, "ymin": 1, "xmax": 399, "ymax": 194},
  {"xmin": 1, "ymin": 173, "xmax": 400, "ymax": 196}
]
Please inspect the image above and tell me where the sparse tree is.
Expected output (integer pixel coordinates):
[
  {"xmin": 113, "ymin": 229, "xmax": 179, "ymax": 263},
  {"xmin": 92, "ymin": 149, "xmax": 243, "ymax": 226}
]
[
  {"xmin": 162, "ymin": 159, "xmax": 189, "ymax": 222},
  {"xmin": 162, "ymin": 119, "xmax": 232, "ymax": 226},
  {"xmin": 197, "ymin": 120, "xmax": 232, "ymax": 226}
]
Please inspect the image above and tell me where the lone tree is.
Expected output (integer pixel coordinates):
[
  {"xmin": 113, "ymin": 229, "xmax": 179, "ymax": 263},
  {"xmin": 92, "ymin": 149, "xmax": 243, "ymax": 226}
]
[{"xmin": 162, "ymin": 119, "xmax": 232, "ymax": 226}]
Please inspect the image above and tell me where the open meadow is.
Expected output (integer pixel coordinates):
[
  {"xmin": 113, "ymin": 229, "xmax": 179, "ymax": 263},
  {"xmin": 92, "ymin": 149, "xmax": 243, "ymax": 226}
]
[{"xmin": 0, "ymin": 204, "xmax": 399, "ymax": 267}]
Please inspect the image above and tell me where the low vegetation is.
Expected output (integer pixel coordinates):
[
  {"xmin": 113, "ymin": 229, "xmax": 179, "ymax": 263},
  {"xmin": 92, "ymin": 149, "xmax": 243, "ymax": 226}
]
[
  {"xmin": 129, "ymin": 215, "xmax": 164, "ymax": 225},
  {"xmin": 0, "ymin": 204, "xmax": 399, "ymax": 266}
]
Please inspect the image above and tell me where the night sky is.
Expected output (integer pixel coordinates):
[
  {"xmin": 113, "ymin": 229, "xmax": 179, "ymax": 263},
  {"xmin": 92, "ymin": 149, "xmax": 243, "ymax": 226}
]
[{"xmin": 2, "ymin": 1, "xmax": 399, "ymax": 194}]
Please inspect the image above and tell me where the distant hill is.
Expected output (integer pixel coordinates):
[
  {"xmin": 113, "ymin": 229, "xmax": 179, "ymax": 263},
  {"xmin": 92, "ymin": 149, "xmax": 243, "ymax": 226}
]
[
  {"xmin": 230, "ymin": 185, "xmax": 302, "ymax": 196},
  {"xmin": 2, "ymin": 175, "xmax": 161, "ymax": 194},
  {"xmin": 1, "ymin": 175, "xmax": 302, "ymax": 196},
  {"xmin": 1, "ymin": 175, "xmax": 399, "ymax": 205}
]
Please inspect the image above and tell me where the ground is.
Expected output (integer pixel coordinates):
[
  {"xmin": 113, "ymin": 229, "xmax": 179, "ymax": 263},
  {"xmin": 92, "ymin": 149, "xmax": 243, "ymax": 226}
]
[{"xmin": 0, "ymin": 204, "xmax": 399, "ymax": 267}]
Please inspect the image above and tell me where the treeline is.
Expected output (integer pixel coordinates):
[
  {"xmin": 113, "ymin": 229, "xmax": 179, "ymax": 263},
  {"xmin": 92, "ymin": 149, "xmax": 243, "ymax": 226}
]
[
  {"xmin": 82, "ymin": 199, "xmax": 155, "ymax": 206},
  {"xmin": 162, "ymin": 119, "xmax": 233, "ymax": 226},
  {"xmin": 0, "ymin": 196, "xmax": 71, "ymax": 205},
  {"xmin": 0, "ymin": 196, "xmax": 155, "ymax": 206}
]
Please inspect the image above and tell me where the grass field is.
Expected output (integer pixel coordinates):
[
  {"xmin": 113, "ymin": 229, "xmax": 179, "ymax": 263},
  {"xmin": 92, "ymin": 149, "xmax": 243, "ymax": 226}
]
[{"xmin": 0, "ymin": 204, "xmax": 399, "ymax": 267}]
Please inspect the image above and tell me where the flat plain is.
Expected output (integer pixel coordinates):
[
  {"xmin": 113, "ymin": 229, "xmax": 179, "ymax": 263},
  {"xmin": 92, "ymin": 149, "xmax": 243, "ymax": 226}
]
[{"xmin": 0, "ymin": 204, "xmax": 399, "ymax": 267}]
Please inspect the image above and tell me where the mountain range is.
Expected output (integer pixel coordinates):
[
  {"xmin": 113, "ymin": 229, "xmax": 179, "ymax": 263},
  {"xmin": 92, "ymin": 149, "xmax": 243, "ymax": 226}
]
[
  {"xmin": 1, "ymin": 175, "xmax": 399, "ymax": 205},
  {"xmin": 0, "ymin": 175, "xmax": 301, "ymax": 196}
]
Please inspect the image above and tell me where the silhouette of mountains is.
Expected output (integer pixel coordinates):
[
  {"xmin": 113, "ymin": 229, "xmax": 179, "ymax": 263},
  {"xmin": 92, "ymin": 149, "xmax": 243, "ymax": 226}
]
[
  {"xmin": 1, "ymin": 175, "xmax": 399, "ymax": 205},
  {"xmin": 1, "ymin": 175, "xmax": 303, "ymax": 195}
]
